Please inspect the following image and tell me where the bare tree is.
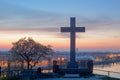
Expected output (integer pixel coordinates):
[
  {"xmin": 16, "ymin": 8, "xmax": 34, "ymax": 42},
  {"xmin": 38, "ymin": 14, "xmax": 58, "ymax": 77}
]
[{"xmin": 10, "ymin": 37, "xmax": 53, "ymax": 70}]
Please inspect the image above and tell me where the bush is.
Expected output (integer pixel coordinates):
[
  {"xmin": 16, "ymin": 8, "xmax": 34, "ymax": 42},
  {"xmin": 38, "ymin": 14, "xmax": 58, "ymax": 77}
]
[
  {"xmin": 0, "ymin": 77, "xmax": 7, "ymax": 80},
  {"xmin": 0, "ymin": 76, "xmax": 20, "ymax": 80}
]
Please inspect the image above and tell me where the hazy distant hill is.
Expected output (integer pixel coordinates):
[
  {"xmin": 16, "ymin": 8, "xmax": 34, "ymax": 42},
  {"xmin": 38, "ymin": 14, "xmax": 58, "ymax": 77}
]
[
  {"xmin": 0, "ymin": 51, "xmax": 9, "ymax": 55},
  {"xmin": 0, "ymin": 51, "xmax": 9, "ymax": 61},
  {"xmin": 54, "ymin": 51, "xmax": 120, "ymax": 58},
  {"xmin": 0, "ymin": 50, "xmax": 120, "ymax": 58}
]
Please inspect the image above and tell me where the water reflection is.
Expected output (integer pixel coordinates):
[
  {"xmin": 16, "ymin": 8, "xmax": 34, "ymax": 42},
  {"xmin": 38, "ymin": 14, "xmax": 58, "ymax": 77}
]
[
  {"xmin": 94, "ymin": 62, "xmax": 120, "ymax": 72},
  {"xmin": 94, "ymin": 63, "xmax": 120, "ymax": 78}
]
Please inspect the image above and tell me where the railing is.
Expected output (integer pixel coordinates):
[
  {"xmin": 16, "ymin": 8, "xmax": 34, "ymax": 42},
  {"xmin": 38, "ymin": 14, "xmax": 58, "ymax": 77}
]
[
  {"xmin": 0, "ymin": 70, "xmax": 23, "ymax": 79},
  {"xmin": 93, "ymin": 69, "xmax": 120, "ymax": 79}
]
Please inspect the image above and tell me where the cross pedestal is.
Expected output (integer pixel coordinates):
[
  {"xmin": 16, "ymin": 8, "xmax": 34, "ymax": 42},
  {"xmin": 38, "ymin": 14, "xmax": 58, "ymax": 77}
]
[
  {"xmin": 67, "ymin": 61, "xmax": 78, "ymax": 68},
  {"xmin": 61, "ymin": 17, "xmax": 85, "ymax": 68}
]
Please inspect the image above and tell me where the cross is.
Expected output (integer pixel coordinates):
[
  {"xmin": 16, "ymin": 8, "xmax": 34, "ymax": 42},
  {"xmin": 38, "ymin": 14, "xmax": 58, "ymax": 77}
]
[{"xmin": 61, "ymin": 17, "xmax": 85, "ymax": 68}]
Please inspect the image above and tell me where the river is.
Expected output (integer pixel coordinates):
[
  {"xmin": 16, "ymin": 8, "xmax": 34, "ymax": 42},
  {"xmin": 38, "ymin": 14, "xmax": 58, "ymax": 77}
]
[{"xmin": 94, "ymin": 63, "xmax": 120, "ymax": 79}]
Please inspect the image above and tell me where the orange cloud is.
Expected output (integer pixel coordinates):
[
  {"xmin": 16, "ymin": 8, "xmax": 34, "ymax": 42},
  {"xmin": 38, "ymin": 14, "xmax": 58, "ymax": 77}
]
[
  {"xmin": 0, "ymin": 44, "xmax": 12, "ymax": 49},
  {"xmin": 0, "ymin": 30, "xmax": 120, "ymax": 51},
  {"xmin": 0, "ymin": 39, "xmax": 120, "ymax": 51}
]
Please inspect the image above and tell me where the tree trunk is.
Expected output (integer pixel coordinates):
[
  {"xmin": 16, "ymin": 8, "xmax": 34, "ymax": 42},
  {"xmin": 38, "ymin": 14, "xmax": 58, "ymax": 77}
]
[{"xmin": 27, "ymin": 61, "xmax": 30, "ymax": 70}]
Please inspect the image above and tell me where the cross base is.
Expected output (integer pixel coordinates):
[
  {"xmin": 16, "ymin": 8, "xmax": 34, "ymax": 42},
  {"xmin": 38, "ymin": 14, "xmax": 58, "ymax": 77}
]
[{"xmin": 67, "ymin": 61, "xmax": 78, "ymax": 68}]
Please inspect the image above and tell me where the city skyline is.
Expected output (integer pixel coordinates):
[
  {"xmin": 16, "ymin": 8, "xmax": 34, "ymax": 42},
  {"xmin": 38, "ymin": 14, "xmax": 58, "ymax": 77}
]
[{"xmin": 0, "ymin": 0, "xmax": 120, "ymax": 51}]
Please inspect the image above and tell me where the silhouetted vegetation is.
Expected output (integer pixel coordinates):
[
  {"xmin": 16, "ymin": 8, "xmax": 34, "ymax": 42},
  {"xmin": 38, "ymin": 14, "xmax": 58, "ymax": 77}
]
[{"xmin": 10, "ymin": 37, "xmax": 53, "ymax": 70}]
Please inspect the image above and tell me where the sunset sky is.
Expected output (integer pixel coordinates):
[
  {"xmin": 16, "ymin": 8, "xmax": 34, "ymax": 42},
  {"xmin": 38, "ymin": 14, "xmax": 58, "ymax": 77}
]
[{"xmin": 0, "ymin": 0, "xmax": 120, "ymax": 52}]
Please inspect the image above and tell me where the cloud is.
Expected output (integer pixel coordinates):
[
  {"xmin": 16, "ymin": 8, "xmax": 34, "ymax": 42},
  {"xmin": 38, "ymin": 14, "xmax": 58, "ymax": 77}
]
[
  {"xmin": 0, "ymin": 27, "xmax": 58, "ymax": 33},
  {"xmin": 0, "ymin": 1, "xmax": 64, "ymax": 29},
  {"xmin": 74, "ymin": 15, "xmax": 120, "ymax": 34},
  {"xmin": 0, "ymin": 1, "xmax": 58, "ymax": 19},
  {"xmin": 0, "ymin": 1, "xmax": 119, "ymax": 30},
  {"xmin": 1, "ymin": 1, "xmax": 120, "ymax": 39}
]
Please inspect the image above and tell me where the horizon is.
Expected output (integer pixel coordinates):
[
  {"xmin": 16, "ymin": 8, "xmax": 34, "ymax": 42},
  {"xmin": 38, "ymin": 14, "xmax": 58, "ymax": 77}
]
[
  {"xmin": 0, "ymin": 0, "xmax": 120, "ymax": 52},
  {"xmin": 1, "ymin": 49, "xmax": 120, "ymax": 53}
]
